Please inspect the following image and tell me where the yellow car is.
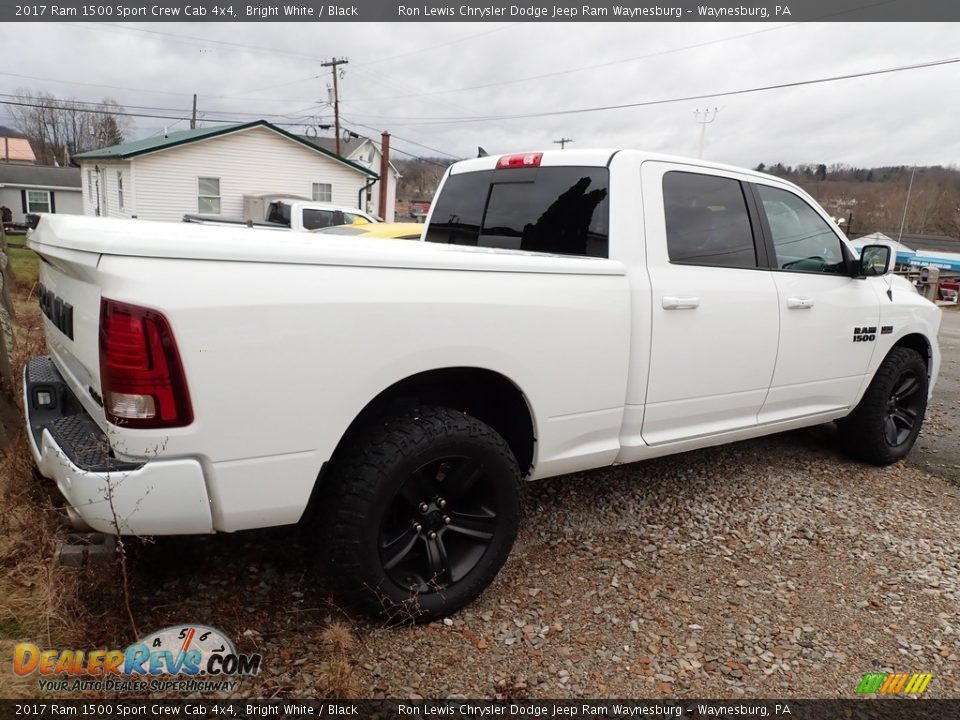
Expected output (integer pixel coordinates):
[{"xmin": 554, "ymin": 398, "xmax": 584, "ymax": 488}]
[{"xmin": 312, "ymin": 222, "xmax": 424, "ymax": 240}]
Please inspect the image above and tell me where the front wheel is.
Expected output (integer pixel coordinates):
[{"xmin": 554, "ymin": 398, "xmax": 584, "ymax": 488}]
[
  {"xmin": 323, "ymin": 405, "xmax": 521, "ymax": 622},
  {"xmin": 838, "ymin": 347, "xmax": 929, "ymax": 465}
]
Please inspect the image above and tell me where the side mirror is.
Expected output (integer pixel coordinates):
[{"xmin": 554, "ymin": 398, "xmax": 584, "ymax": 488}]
[{"xmin": 857, "ymin": 244, "xmax": 893, "ymax": 277}]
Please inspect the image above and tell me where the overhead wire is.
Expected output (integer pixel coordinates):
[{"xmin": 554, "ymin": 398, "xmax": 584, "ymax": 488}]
[{"xmin": 336, "ymin": 54, "xmax": 960, "ymax": 125}]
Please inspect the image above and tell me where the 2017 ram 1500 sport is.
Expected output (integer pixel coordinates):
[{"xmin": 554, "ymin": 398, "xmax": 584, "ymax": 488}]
[{"xmin": 24, "ymin": 149, "xmax": 942, "ymax": 620}]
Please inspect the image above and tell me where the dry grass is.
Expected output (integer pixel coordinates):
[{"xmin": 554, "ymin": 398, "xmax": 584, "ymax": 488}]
[
  {"xmin": 0, "ymin": 274, "xmax": 367, "ymax": 700},
  {"xmin": 315, "ymin": 622, "xmax": 361, "ymax": 699},
  {"xmin": 0, "ymin": 286, "xmax": 97, "ymax": 697}
]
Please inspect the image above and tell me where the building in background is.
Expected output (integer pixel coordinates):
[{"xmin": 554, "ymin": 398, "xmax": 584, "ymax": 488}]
[
  {"xmin": 303, "ymin": 134, "xmax": 398, "ymax": 221},
  {"xmin": 74, "ymin": 120, "xmax": 377, "ymax": 222},
  {"xmin": 0, "ymin": 164, "xmax": 82, "ymax": 225},
  {"xmin": 0, "ymin": 126, "xmax": 37, "ymax": 165}
]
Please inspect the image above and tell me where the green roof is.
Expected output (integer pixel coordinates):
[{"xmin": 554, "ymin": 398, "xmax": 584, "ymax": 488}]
[{"xmin": 74, "ymin": 120, "xmax": 378, "ymax": 178}]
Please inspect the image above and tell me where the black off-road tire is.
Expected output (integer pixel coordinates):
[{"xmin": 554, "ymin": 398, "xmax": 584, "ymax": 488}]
[
  {"xmin": 838, "ymin": 347, "xmax": 929, "ymax": 466},
  {"xmin": 323, "ymin": 405, "xmax": 521, "ymax": 623}
]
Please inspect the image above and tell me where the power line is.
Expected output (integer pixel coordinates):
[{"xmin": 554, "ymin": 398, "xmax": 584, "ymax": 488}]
[
  {"xmin": 71, "ymin": 22, "xmax": 329, "ymax": 63},
  {"xmin": 344, "ymin": 0, "xmax": 901, "ymax": 105},
  {"xmin": 8, "ymin": 54, "xmax": 958, "ymax": 134},
  {"xmin": 0, "ymin": 92, "xmax": 321, "ymax": 124},
  {"xmin": 340, "ymin": 116, "xmax": 460, "ymax": 160},
  {"xmin": 352, "ymin": 24, "xmax": 518, "ymax": 69},
  {"xmin": 0, "ymin": 98, "xmax": 310, "ymax": 127},
  {"xmin": 347, "ymin": 23, "xmax": 799, "ymax": 104},
  {"xmin": 340, "ymin": 54, "xmax": 960, "ymax": 125}
]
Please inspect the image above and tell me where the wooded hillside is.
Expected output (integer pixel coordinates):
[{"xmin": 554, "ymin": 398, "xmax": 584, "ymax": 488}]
[{"xmin": 757, "ymin": 163, "xmax": 960, "ymax": 239}]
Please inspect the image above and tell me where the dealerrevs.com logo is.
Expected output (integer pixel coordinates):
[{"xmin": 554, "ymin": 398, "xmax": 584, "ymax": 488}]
[
  {"xmin": 13, "ymin": 625, "xmax": 262, "ymax": 693},
  {"xmin": 856, "ymin": 672, "xmax": 933, "ymax": 695}
]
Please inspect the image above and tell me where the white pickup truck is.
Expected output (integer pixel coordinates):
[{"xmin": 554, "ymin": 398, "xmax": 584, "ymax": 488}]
[
  {"xmin": 25, "ymin": 149, "xmax": 941, "ymax": 620},
  {"xmin": 182, "ymin": 196, "xmax": 377, "ymax": 231}
]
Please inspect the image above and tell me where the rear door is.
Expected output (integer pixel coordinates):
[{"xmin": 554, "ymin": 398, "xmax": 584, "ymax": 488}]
[
  {"xmin": 751, "ymin": 183, "xmax": 880, "ymax": 422},
  {"xmin": 640, "ymin": 164, "xmax": 779, "ymax": 445}
]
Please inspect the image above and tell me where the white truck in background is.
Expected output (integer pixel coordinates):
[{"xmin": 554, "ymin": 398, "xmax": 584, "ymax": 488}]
[
  {"xmin": 25, "ymin": 149, "xmax": 941, "ymax": 621},
  {"xmin": 182, "ymin": 194, "xmax": 377, "ymax": 231}
]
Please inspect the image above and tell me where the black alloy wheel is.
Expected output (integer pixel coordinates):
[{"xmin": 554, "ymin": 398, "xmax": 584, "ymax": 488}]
[
  {"xmin": 379, "ymin": 456, "xmax": 499, "ymax": 594},
  {"xmin": 838, "ymin": 347, "xmax": 929, "ymax": 465},
  {"xmin": 324, "ymin": 405, "xmax": 521, "ymax": 621},
  {"xmin": 883, "ymin": 369, "xmax": 924, "ymax": 447}
]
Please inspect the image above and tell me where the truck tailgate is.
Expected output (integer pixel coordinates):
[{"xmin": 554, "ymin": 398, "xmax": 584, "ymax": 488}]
[{"xmin": 30, "ymin": 228, "xmax": 107, "ymax": 430}]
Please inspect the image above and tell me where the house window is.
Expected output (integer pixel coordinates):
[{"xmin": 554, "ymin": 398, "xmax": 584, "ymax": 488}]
[
  {"xmin": 312, "ymin": 182, "xmax": 332, "ymax": 202},
  {"xmin": 26, "ymin": 190, "xmax": 51, "ymax": 214},
  {"xmin": 117, "ymin": 171, "xmax": 124, "ymax": 210},
  {"xmin": 198, "ymin": 177, "xmax": 221, "ymax": 214}
]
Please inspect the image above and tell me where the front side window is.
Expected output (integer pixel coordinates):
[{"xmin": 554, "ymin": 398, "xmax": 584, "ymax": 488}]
[
  {"xmin": 26, "ymin": 190, "xmax": 51, "ymax": 214},
  {"xmin": 342, "ymin": 212, "xmax": 369, "ymax": 225},
  {"xmin": 312, "ymin": 182, "xmax": 332, "ymax": 202},
  {"xmin": 198, "ymin": 177, "xmax": 221, "ymax": 214},
  {"xmin": 756, "ymin": 185, "xmax": 845, "ymax": 274},
  {"xmin": 663, "ymin": 172, "xmax": 757, "ymax": 269},
  {"xmin": 425, "ymin": 167, "xmax": 610, "ymax": 258}
]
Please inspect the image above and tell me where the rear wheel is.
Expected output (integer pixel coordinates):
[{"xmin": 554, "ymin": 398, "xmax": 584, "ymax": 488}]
[
  {"xmin": 838, "ymin": 347, "xmax": 928, "ymax": 465},
  {"xmin": 324, "ymin": 405, "xmax": 521, "ymax": 622}
]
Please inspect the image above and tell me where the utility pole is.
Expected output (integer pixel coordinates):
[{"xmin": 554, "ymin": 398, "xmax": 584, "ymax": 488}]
[
  {"xmin": 191, "ymin": 94, "xmax": 197, "ymax": 129},
  {"xmin": 322, "ymin": 57, "xmax": 349, "ymax": 155},
  {"xmin": 694, "ymin": 107, "xmax": 719, "ymax": 159},
  {"xmin": 897, "ymin": 166, "xmax": 917, "ymax": 244},
  {"xmin": 553, "ymin": 137, "xmax": 574, "ymax": 149}
]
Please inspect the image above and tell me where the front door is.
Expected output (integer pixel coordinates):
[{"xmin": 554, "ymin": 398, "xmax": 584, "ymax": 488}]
[{"xmin": 751, "ymin": 183, "xmax": 880, "ymax": 422}]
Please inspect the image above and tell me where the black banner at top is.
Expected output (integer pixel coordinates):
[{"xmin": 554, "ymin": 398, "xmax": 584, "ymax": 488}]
[
  {"xmin": 0, "ymin": 700, "xmax": 957, "ymax": 720},
  {"xmin": 3, "ymin": 0, "xmax": 960, "ymax": 22}
]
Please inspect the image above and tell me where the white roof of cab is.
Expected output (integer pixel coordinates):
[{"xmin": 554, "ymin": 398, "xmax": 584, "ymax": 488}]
[{"xmin": 450, "ymin": 148, "xmax": 799, "ymax": 187}]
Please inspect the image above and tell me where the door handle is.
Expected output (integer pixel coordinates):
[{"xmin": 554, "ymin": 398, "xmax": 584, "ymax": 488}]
[
  {"xmin": 787, "ymin": 297, "xmax": 815, "ymax": 309},
  {"xmin": 662, "ymin": 296, "xmax": 700, "ymax": 310}
]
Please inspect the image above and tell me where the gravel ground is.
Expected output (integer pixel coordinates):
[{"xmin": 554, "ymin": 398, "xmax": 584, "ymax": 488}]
[
  {"xmin": 913, "ymin": 307, "xmax": 960, "ymax": 481},
  {"xmin": 31, "ymin": 311, "xmax": 960, "ymax": 700},
  {"xmin": 122, "ymin": 396, "xmax": 959, "ymax": 699}
]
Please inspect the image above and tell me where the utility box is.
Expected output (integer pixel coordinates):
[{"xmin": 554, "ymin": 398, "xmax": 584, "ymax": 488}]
[{"xmin": 918, "ymin": 266, "xmax": 941, "ymax": 302}]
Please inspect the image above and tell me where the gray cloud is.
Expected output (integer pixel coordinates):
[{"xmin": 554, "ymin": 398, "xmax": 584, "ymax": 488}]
[{"xmin": 4, "ymin": 21, "xmax": 959, "ymax": 168}]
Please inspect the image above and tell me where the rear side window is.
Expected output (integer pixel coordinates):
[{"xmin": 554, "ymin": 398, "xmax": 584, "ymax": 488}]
[
  {"xmin": 424, "ymin": 167, "xmax": 609, "ymax": 258},
  {"xmin": 663, "ymin": 172, "xmax": 757, "ymax": 269},
  {"xmin": 302, "ymin": 208, "xmax": 336, "ymax": 230},
  {"xmin": 267, "ymin": 202, "xmax": 292, "ymax": 226}
]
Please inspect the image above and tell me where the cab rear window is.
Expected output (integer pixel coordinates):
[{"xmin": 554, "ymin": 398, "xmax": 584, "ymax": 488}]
[{"xmin": 424, "ymin": 167, "xmax": 609, "ymax": 258}]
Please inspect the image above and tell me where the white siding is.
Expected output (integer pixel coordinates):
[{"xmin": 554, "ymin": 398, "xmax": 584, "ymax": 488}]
[
  {"xmin": 79, "ymin": 160, "xmax": 132, "ymax": 218},
  {"xmin": 131, "ymin": 126, "xmax": 372, "ymax": 223}
]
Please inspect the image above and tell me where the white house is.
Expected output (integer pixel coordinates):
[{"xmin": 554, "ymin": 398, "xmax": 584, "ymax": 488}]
[
  {"xmin": 74, "ymin": 120, "xmax": 378, "ymax": 223},
  {"xmin": 305, "ymin": 134, "xmax": 398, "ymax": 221},
  {"xmin": 0, "ymin": 164, "xmax": 83, "ymax": 225}
]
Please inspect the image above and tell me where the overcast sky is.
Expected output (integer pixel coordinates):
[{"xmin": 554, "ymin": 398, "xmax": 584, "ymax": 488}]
[{"xmin": 4, "ymin": 21, "xmax": 960, "ymax": 168}]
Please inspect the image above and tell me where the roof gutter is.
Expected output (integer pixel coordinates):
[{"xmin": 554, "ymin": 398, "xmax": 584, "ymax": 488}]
[{"xmin": 0, "ymin": 184, "xmax": 81, "ymax": 191}]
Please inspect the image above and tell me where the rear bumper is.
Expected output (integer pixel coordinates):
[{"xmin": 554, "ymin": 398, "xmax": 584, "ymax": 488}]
[{"xmin": 23, "ymin": 356, "xmax": 213, "ymax": 535}]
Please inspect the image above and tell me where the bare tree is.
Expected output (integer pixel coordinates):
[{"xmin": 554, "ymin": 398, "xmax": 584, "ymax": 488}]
[
  {"xmin": 395, "ymin": 158, "xmax": 455, "ymax": 201},
  {"xmin": 9, "ymin": 89, "xmax": 133, "ymax": 165}
]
